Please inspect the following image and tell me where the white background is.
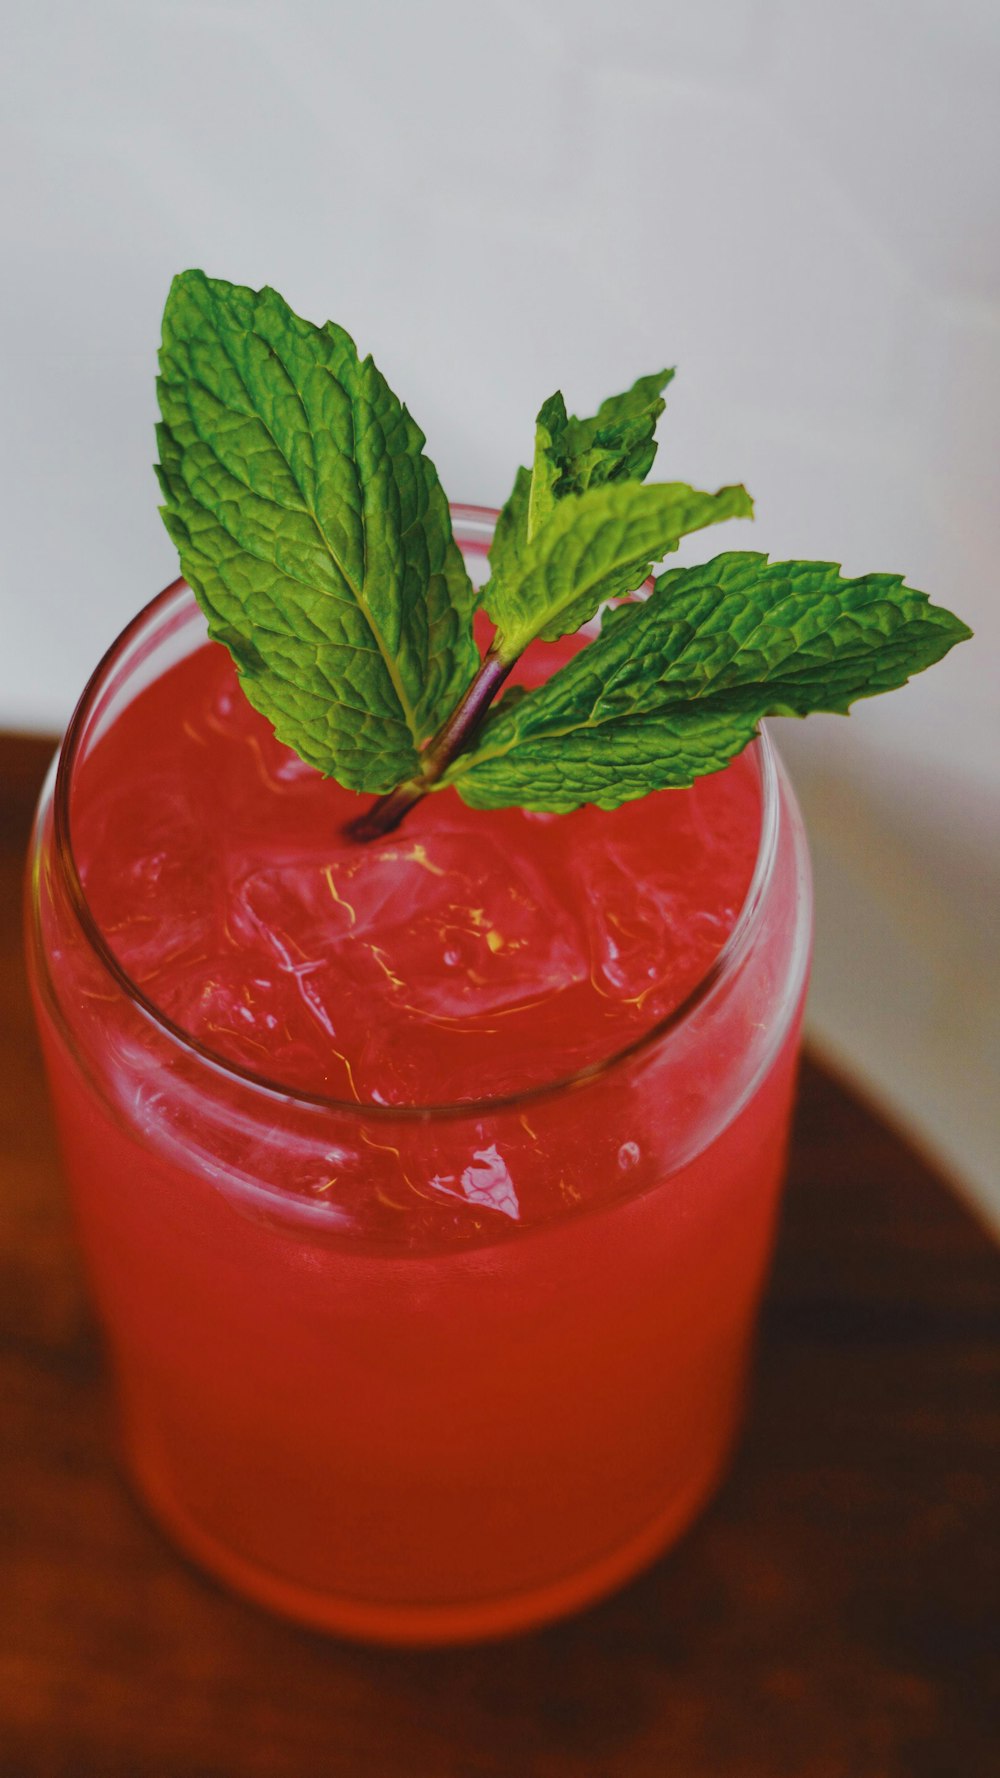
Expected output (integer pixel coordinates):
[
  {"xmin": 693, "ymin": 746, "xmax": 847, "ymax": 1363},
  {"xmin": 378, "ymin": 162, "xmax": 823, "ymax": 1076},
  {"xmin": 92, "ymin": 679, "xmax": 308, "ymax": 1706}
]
[{"xmin": 2, "ymin": 0, "xmax": 998, "ymax": 1220}]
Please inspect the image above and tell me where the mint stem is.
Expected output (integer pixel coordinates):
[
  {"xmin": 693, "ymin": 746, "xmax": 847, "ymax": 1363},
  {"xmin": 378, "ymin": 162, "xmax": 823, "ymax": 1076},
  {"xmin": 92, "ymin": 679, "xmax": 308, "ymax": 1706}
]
[{"xmin": 345, "ymin": 644, "xmax": 514, "ymax": 841}]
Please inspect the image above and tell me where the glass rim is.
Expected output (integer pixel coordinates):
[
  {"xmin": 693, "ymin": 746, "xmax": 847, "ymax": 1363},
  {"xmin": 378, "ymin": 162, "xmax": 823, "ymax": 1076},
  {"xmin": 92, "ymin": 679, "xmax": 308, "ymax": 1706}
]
[{"xmin": 49, "ymin": 505, "xmax": 782, "ymax": 1123}]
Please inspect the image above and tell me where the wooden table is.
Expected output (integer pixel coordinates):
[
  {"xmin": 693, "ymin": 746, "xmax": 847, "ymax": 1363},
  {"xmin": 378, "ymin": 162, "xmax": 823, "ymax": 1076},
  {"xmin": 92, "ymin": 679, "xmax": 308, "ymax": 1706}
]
[{"xmin": 2, "ymin": 735, "xmax": 998, "ymax": 1778}]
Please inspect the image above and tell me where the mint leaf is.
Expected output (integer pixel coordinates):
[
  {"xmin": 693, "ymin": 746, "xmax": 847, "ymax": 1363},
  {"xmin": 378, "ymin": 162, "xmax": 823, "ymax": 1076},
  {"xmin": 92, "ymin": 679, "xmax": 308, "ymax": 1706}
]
[
  {"xmin": 556, "ymin": 368, "xmax": 674, "ymax": 496},
  {"xmin": 527, "ymin": 391, "xmax": 569, "ymax": 538},
  {"xmin": 488, "ymin": 477, "xmax": 753, "ymax": 657},
  {"xmin": 156, "ymin": 270, "xmax": 478, "ymax": 792},
  {"xmin": 482, "ymin": 369, "xmax": 674, "ymax": 633},
  {"xmin": 447, "ymin": 552, "xmax": 972, "ymax": 812}
]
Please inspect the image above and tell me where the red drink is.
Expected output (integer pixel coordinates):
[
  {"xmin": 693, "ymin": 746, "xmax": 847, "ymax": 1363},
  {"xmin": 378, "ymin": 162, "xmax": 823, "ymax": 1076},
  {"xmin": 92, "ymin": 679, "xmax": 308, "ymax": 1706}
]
[{"xmin": 27, "ymin": 510, "xmax": 812, "ymax": 1642}]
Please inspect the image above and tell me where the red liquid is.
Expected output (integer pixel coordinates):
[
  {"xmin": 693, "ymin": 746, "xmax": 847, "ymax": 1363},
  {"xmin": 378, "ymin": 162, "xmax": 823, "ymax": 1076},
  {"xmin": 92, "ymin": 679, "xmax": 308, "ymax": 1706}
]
[
  {"xmin": 74, "ymin": 639, "xmax": 761, "ymax": 1107},
  {"xmin": 29, "ymin": 607, "xmax": 810, "ymax": 1642}
]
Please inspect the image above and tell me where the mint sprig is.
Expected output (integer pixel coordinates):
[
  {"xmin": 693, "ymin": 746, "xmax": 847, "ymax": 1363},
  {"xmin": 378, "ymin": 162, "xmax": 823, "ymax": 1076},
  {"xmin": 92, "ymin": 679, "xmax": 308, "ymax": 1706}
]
[{"xmin": 155, "ymin": 273, "xmax": 971, "ymax": 837}]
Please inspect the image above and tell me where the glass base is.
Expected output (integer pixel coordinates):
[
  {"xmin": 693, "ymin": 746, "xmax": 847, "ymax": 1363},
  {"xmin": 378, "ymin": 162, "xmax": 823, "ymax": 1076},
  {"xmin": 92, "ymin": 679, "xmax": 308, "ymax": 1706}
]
[{"xmin": 124, "ymin": 1428, "xmax": 738, "ymax": 1647}]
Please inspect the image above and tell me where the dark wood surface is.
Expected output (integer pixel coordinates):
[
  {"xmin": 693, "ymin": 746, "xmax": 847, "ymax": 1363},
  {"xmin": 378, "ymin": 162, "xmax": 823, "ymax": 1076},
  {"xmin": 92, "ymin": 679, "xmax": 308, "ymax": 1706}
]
[{"xmin": 2, "ymin": 733, "xmax": 998, "ymax": 1778}]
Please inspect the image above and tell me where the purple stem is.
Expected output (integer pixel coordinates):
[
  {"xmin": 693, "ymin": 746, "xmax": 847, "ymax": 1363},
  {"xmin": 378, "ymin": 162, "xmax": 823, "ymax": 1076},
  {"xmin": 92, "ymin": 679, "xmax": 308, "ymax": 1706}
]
[{"xmin": 345, "ymin": 646, "xmax": 514, "ymax": 842}]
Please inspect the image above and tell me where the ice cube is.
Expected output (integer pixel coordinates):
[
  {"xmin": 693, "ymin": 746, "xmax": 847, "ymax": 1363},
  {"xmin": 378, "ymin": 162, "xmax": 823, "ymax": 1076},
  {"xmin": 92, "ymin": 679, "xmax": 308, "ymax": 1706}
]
[
  {"xmin": 577, "ymin": 830, "xmax": 733, "ymax": 1010},
  {"xmin": 233, "ymin": 826, "xmax": 590, "ymax": 1032},
  {"xmin": 77, "ymin": 776, "xmax": 216, "ymax": 982}
]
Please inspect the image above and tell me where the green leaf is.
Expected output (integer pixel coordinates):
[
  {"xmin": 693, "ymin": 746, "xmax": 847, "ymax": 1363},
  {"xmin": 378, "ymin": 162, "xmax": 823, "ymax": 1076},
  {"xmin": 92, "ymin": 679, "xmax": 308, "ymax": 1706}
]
[
  {"xmin": 156, "ymin": 270, "xmax": 478, "ymax": 792},
  {"xmin": 527, "ymin": 390, "xmax": 568, "ymax": 539},
  {"xmin": 482, "ymin": 368, "xmax": 674, "ymax": 632},
  {"xmin": 447, "ymin": 552, "xmax": 972, "ymax": 812},
  {"xmin": 558, "ymin": 368, "xmax": 674, "ymax": 496},
  {"xmin": 488, "ymin": 477, "xmax": 753, "ymax": 657}
]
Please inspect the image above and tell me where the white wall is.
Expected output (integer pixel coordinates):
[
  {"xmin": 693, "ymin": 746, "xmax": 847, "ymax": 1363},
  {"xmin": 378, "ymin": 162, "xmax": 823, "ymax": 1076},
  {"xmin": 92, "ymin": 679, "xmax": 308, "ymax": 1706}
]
[{"xmin": 3, "ymin": 0, "xmax": 998, "ymax": 1220}]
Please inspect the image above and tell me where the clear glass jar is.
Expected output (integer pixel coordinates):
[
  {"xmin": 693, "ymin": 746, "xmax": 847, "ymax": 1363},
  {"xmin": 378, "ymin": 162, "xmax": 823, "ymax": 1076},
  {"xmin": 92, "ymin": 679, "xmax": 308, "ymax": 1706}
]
[{"xmin": 26, "ymin": 508, "xmax": 813, "ymax": 1643}]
